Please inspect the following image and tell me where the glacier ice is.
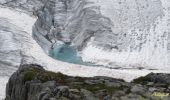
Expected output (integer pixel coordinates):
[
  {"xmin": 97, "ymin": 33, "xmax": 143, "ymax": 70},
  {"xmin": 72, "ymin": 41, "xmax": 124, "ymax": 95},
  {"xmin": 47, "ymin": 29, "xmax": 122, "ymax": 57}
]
[
  {"xmin": 32, "ymin": 0, "xmax": 170, "ymax": 69},
  {"xmin": 81, "ymin": 0, "xmax": 170, "ymax": 69}
]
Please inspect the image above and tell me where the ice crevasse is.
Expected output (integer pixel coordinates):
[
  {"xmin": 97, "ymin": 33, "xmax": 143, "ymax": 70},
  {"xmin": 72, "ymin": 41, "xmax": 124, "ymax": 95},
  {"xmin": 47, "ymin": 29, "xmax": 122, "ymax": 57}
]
[{"xmin": 80, "ymin": 0, "xmax": 170, "ymax": 69}]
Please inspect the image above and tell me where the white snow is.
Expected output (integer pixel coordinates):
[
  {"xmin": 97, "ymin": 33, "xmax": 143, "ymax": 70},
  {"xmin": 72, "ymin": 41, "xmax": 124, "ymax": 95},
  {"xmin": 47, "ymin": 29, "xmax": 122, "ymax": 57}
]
[
  {"xmin": 81, "ymin": 35, "xmax": 169, "ymax": 69},
  {"xmin": 0, "ymin": 6, "xmax": 36, "ymax": 34},
  {"xmin": 82, "ymin": 0, "xmax": 170, "ymax": 69},
  {"xmin": 0, "ymin": 76, "xmax": 8, "ymax": 100},
  {"xmin": 0, "ymin": 6, "xmax": 37, "ymax": 99}
]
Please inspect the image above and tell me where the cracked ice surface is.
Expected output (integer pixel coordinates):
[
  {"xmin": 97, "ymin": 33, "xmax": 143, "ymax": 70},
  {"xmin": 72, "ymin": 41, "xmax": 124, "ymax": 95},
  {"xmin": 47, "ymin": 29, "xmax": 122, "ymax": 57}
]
[{"xmin": 82, "ymin": 0, "xmax": 170, "ymax": 69}]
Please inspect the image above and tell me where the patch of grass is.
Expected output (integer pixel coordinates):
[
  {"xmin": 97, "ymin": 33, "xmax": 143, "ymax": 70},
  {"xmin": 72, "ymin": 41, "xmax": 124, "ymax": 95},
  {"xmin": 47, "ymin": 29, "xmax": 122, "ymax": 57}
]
[
  {"xmin": 73, "ymin": 83, "xmax": 124, "ymax": 94},
  {"xmin": 133, "ymin": 76, "xmax": 151, "ymax": 85},
  {"xmin": 22, "ymin": 67, "xmax": 67, "ymax": 84},
  {"xmin": 37, "ymin": 71, "xmax": 67, "ymax": 83},
  {"xmin": 22, "ymin": 66, "xmax": 125, "ymax": 94},
  {"xmin": 23, "ymin": 71, "xmax": 36, "ymax": 82},
  {"xmin": 74, "ymin": 76, "xmax": 85, "ymax": 82}
]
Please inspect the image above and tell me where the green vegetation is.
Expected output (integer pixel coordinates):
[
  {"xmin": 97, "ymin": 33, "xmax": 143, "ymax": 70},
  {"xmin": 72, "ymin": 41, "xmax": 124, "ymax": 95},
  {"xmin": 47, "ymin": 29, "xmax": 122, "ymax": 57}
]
[
  {"xmin": 23, "ymin": 70, "xmax": 37, "ymax": 82},
  {"xmin": 22, "ymin": 67, "xmax": 125, "ymax": 94},
  {"xmin": 37, "ymin": 71, "xmax": 67, "ymax": 83},
  {"xmin": 22, "ymin": 67, "xmax": 67, "ymax": 83},
  {"xmin": 78, "ymin": 83, "xmax": 123, "ymax": 94},
  {"xmin": 133, "ymin": 76, "xmax": 150, "ymax": 84}
]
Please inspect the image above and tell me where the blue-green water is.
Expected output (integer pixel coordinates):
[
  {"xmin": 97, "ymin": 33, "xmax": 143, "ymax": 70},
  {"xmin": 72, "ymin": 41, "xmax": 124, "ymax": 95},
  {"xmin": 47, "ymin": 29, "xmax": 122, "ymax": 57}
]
[
  {"xmin": 49, "ymin": 44, "xmax": 132, "ymax": 69},
  {"xmin": 49, "ymin": 44, "xmax": 88, "ymax": 65}
]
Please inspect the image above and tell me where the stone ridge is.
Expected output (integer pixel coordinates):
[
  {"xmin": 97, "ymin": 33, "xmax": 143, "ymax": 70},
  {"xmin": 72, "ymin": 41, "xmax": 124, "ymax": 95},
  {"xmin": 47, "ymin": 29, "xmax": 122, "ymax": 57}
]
[{"xmin": 6, "ymin": 64, "xmax": 170, "ymax": 100}]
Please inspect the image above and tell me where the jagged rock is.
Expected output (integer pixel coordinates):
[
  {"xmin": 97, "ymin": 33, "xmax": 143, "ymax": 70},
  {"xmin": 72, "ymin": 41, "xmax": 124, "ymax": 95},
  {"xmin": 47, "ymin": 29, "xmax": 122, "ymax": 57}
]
[
  {"xmin": 81, "ymin": 89, "xmax": 98, "ymax": 100},
  {"xmin": 69, "ymin": 89, "xmax": 80, "ymax": 94},
  {"xmin": 5, "ymin": 64, "xmax": 170, "ymax": 100},
  {"xmin": 112, "ymin": 91, "xmax": 125, "ymax": 97},
  {"xmin": 120, "ymin": 93, "xmax": 143, "ymax": 100},
  {"xmin": 133, "ymin": 73, "xmax": 170, "ymax": 85},
  {"xmin": 50, "ymin": 98, "xmax": 57, "ymax": 100},
  {"xmin": 55, "ymin": 86, "xmax": 70, "ymax": 97},
  {"xmin": 130, "ymin": 85, "xmax": 147, "ymax": 95}
]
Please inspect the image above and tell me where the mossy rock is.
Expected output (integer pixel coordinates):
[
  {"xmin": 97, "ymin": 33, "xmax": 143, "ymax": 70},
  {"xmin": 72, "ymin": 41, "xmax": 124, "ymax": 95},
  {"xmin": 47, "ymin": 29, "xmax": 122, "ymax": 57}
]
[
  {"xmin": 22, "ymin": 67, "xmax": 67, "ymax": 83},
  {"xmin": 21, "ymin": 66, "xmax": 126, "ymax": 95},
  {"xmin": 37, "ymin": 71, "xmax": 67, "ymax": 83},
  {"xmin": 56, "ymin": 97, "xmax": 70, "ymax": 100},
  {"xmin": 132, "ymin": 76, "xmax": 151, "ymax": 85},
  {"xmin": 23, "ymin": 70, "xmax": 37, "ymax": 82},
  {"xmin": 74, "ymin": 83, "xmax": 124, "ymax": 94}
]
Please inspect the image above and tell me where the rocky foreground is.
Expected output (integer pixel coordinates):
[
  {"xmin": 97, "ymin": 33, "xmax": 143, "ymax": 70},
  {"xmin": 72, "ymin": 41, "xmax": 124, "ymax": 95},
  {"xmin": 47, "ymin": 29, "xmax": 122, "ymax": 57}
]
[{"xmin": 6, "ymin": 64, "xmax": 170, "ymax": 100}]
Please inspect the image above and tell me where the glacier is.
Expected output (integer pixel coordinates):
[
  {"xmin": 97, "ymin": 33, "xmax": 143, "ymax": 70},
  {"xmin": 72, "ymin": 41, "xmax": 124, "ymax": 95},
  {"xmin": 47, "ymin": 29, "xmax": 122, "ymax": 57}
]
[
  {"xmin": 30, "ymin": 0, "xmax": 170, "ymax": 69},
  {"xmin": 0, "ymin": 0, "xmax": 170, "ymax": 99},
  {"xmin": 81, "ymin": 0, "xmax": 170, "ymax": 69}
]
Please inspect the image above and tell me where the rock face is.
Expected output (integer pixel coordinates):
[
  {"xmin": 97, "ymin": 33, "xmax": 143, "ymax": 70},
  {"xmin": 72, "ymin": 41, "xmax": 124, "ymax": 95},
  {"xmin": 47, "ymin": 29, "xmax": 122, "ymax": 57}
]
[{"xmin": 6, "ymin": 64, "xmax": 170, "ymax": 100}]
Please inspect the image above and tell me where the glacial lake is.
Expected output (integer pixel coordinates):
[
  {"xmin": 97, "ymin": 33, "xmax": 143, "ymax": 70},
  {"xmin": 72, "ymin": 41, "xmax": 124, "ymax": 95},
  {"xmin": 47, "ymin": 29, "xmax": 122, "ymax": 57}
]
[
  {"xmin": 49, "ymin": 44, "xmax": 94, "ymax": 65},
  {"xmin": 49, "ymin": 44, "xmax": 126, "ymax": 69}
]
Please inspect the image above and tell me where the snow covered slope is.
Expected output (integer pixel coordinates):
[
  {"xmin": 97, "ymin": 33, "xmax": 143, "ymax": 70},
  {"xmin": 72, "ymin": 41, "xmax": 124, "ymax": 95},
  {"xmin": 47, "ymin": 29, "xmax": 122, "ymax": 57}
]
[
  {"xmin": 30, "ymin": 0, "xmax": 170, "ymax": 69},
  {"xmin": 0, "ymin": 6, "xmax": 36, "ymax": 99},
  {"xmin": 81, "ymin": 0, "xmax": 170, "ymax": 69},
  {"xmin": 3, "ymin": 0, "xmax": 169, "ymax": 69}
]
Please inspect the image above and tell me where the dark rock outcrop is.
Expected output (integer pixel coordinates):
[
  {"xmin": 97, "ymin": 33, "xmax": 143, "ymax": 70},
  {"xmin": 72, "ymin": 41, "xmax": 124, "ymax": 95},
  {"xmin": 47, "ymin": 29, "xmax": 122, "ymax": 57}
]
[{"xmin": 6, "ymin": 64, "xmax": 170, "ymax": 100}]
